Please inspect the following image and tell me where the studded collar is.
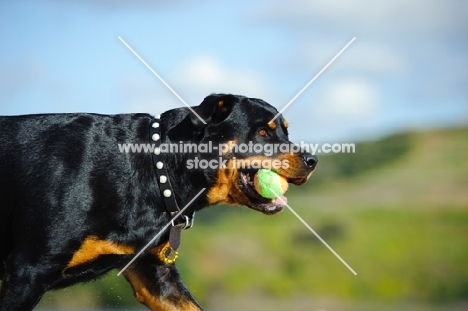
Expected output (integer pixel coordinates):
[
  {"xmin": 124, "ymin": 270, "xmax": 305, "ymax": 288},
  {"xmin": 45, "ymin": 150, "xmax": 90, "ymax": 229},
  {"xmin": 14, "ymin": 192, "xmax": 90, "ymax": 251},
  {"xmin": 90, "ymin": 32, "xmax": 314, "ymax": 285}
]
[{"xmin": 149, "ymin": 115, "xmax": 195, "ymax": 230}]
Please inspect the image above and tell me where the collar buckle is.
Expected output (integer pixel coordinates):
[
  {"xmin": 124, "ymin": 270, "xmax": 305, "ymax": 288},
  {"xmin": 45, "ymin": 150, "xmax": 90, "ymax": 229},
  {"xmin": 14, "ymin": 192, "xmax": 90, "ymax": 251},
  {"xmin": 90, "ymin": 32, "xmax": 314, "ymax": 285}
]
[{"xmin": 171, "ymin": 213, "xmax": 195, "ymax": 230}]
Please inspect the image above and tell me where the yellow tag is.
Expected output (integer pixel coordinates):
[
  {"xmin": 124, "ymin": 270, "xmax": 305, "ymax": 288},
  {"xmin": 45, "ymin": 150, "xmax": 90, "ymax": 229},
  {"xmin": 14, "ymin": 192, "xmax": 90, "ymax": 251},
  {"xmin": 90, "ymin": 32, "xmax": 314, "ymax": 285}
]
[{"xmin": 158, "ymin": 244, "xmax": 178, "ymax": 264}]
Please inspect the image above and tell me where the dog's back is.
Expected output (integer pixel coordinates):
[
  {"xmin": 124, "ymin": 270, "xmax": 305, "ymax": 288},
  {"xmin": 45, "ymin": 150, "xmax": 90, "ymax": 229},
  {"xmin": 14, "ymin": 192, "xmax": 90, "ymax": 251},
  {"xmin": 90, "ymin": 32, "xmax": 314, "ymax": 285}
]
[{"xmin": 0, "ymin": 113, "xmax": 151, "ymax": 275}]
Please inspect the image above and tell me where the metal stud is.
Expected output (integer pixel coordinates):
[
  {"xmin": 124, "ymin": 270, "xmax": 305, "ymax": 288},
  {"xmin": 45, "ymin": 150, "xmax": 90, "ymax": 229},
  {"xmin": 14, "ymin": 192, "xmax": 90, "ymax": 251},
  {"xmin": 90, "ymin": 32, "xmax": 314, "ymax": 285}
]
[
  {"xmin": 154, "ymin": 147, "xmax": 161, "ymax": 155},
  {"xmin": 152, "ymin": 133, "xmax": 160, "ymax": 141},
  {"xmin": 163, "ymin": 189, "xmax": 171, "ymax": 197},
  {"xmin": 152, "ymin": 122, "xmax": 159, "ymax": 128},
  {"xmin": 156, "ymin": 161, "xmax": 163, "ymax": 169},
  {"xmin": 160, "ymin": 175, "xmax": 167, "ymax": 184}
]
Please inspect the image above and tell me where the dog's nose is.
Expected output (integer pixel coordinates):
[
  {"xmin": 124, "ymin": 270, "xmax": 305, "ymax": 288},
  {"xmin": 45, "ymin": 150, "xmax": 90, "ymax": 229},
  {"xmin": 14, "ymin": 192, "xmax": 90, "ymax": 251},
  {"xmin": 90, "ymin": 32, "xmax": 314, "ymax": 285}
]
[{"xmin": 302, "ymin": 154, "xmax": 318, "ymax": 170}]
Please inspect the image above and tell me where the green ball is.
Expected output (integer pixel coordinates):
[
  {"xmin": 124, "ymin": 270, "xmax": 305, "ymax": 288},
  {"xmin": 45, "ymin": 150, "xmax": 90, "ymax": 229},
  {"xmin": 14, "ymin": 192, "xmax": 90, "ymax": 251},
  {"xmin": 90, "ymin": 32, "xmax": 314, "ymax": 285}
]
[{"xmin": 254, "ymin": 169, "xmax": 288, "ymax": 199}]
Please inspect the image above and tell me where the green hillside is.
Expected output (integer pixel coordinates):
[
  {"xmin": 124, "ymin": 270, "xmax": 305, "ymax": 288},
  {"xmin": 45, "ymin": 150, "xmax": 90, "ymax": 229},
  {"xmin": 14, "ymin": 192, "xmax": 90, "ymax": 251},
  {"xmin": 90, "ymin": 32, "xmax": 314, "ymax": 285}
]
[{"xmin": 37, "ymin": 127, "xmax": 468, "ymax": 310}]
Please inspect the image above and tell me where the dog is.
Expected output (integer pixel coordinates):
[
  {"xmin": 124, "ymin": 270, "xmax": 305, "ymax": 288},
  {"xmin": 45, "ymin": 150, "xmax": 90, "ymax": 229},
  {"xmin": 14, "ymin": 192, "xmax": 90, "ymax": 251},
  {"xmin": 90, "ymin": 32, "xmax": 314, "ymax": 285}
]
[{"xmin": 0, "ymin": 93, "xmax": 317, "ymax": 310}]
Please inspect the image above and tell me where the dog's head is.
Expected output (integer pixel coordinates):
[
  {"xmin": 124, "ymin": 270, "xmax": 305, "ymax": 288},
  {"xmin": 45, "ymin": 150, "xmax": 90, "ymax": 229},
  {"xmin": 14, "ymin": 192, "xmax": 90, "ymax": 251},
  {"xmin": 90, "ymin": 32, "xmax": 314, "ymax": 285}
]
[{"xmin": 163, "ymin": 94, "xmax": 317, "ymax": 215}]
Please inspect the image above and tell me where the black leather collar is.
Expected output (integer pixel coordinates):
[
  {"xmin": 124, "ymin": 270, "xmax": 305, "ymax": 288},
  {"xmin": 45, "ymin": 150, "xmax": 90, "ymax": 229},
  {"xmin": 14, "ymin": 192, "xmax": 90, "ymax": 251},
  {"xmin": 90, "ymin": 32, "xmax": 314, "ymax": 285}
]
[{"xmin": 149, "ymin": 115, "xmax": 195, "ymax": 231}]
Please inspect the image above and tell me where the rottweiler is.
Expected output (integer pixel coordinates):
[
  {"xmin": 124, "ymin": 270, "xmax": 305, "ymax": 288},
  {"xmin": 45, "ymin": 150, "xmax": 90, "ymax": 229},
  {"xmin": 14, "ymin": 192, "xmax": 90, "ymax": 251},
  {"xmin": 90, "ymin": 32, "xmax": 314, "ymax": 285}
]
[{"xmin": 0, "ymin": 93, "xmax": 317, "ymax": 310}]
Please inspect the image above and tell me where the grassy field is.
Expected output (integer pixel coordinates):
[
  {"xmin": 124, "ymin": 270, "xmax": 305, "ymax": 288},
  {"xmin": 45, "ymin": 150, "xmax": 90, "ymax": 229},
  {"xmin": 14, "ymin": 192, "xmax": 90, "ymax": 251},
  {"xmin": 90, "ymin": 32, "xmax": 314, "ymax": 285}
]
[{"xmin": 36, "ymin": 127, "xmax": 468, "ymax": 310}]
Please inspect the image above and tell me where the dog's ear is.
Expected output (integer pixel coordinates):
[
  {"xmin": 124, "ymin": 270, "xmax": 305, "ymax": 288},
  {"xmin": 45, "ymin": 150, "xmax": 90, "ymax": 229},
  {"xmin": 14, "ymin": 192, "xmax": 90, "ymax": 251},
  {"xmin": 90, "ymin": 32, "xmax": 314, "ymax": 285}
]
[{"xmin": 191, "ymin": 94, "xmax": 235, "ymax": 129}]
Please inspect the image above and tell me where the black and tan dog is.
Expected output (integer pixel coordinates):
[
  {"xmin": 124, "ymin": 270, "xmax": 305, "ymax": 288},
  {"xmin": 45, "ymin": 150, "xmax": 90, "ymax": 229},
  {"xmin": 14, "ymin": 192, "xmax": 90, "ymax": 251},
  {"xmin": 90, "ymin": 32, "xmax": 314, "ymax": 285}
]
[{"xmin": 0, "ymin": 94, "xmax": 317, "ymax": 310}]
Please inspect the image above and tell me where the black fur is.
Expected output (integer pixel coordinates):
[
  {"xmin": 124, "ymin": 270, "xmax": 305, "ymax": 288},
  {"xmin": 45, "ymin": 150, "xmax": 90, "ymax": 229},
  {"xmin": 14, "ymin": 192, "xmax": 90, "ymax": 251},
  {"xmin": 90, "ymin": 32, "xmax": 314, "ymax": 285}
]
[{"xmin": 0, "ymin": 94, "xmax": 317, "ymax": 310}]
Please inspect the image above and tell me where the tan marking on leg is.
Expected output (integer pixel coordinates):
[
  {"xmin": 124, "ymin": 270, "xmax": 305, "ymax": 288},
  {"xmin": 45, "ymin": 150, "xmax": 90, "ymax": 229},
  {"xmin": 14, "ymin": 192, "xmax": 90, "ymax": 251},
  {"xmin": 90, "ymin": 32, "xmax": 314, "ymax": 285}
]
[
  {"xmin": 65, "ymin": 236, "xmax": 134, "ymax": 270},
  {"xmin": 124, "ymin": 269, "xmax": 202, "ymax": 311}
]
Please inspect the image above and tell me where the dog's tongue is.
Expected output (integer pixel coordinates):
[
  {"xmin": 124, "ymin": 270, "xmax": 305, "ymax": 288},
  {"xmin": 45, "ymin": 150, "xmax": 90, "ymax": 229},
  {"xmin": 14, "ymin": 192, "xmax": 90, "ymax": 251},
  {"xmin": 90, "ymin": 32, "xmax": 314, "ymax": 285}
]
[{"xmin": 273, "ymin": 195, "xmax": 288, "ymax": 206}]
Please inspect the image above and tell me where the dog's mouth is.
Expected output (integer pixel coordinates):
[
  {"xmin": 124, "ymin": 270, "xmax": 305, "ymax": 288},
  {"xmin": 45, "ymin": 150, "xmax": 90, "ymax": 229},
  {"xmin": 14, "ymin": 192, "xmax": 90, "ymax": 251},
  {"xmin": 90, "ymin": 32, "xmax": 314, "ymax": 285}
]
[
  {"xmin": 207, "ymin": 156, "xmax": 315, "ymax": 214},
  {"xmin": 238, "ymin": 169, "xmax": 288, "ymax": 215}
]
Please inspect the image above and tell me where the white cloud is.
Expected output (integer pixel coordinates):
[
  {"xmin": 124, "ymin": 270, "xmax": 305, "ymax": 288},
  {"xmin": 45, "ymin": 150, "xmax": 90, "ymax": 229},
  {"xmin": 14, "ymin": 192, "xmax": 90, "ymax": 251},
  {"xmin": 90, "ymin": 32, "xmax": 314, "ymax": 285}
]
[
  {"xmin": 248, "ymin": 0, "xmax": 467, "ymax": 142},
  {"xmin": 301, "ymin": 41, "xmax": 408, "ymax": 75},
  {"xmin": 316, "ymin": 78, "xmax": 380, "ymax": 119},
  {"xmin": 173, "ymin": 55, "xmax": 275, "ymax": 104},
  {"xmin": 284, "ymin": 77, "xmax": 382, "ymax": 142},
  {"xmin": 259, "ymin": 0, "xmax": 468, "ymax": 35},
  {"xmin": 121, "ymin": 55, "xmax": 276, "ymax": 114},
  {"xmin": 183, "ymin": 56, "xmax": 223, "ymax": 87}
]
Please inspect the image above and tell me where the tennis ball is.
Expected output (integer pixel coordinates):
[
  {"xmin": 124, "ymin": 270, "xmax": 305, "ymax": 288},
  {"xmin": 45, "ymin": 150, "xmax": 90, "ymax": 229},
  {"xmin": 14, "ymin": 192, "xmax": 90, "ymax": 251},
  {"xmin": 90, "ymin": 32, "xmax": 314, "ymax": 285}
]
[{"xmin": 254, "ymin": 169, "xmax": 289, "ymax": 199}]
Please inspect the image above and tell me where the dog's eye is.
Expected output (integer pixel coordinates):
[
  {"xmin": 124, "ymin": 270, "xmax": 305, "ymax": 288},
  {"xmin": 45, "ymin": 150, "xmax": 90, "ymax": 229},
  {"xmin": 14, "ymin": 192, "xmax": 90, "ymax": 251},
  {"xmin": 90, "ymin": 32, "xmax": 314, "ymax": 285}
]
[{"xmin": 258, "ymin": 129, "xmax": 268, "ymax": 137}]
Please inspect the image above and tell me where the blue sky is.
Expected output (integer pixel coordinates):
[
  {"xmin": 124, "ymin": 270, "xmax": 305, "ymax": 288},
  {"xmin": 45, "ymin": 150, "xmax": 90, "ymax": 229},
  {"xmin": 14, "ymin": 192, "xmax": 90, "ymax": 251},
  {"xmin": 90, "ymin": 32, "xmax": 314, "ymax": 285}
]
[{"xmin": 1, "ymin": 0, "xmax": 467, "ymax": 142}]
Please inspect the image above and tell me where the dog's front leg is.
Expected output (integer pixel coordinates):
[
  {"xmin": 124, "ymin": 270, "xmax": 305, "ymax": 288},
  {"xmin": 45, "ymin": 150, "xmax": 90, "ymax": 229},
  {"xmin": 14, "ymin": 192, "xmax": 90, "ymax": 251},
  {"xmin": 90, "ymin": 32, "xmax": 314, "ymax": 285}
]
[{"xmin": 122, "ymin": 253, "xmax": 203, "ymax": 311}]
